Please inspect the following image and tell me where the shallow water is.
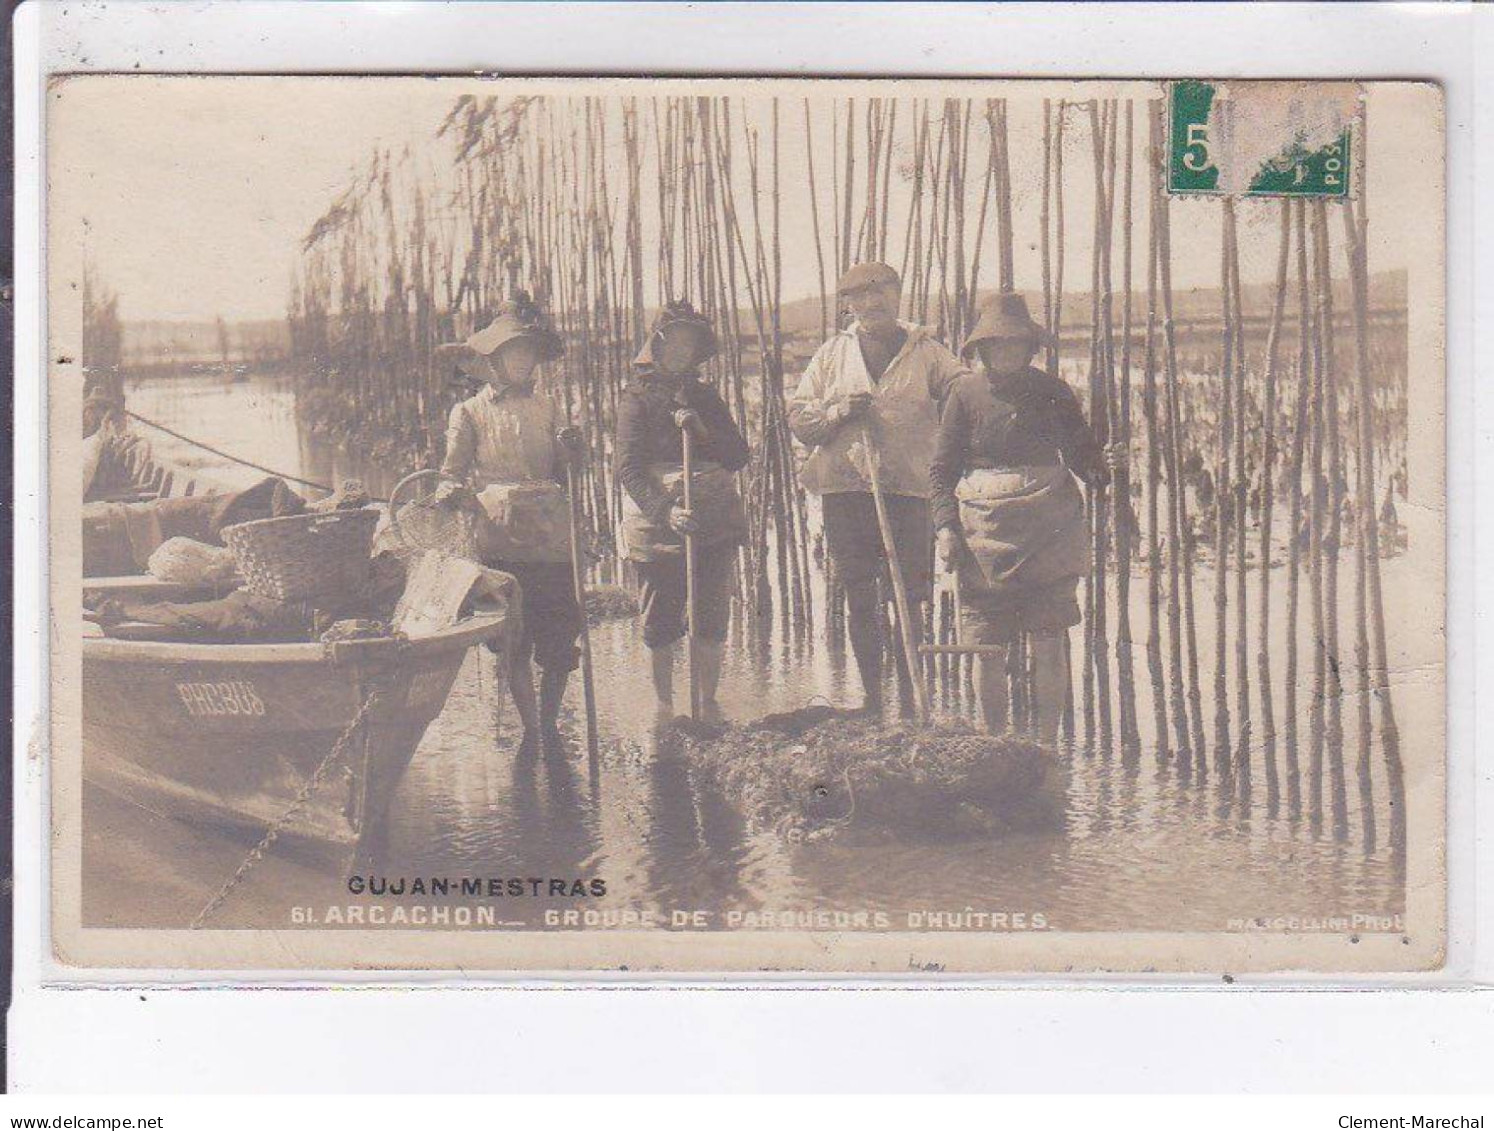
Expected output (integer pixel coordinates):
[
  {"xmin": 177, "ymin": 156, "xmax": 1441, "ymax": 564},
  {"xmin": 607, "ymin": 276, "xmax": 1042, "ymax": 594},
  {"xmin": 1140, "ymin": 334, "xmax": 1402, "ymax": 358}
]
[{"xmin": 85, "ymin": 373, "xmax": 1425, "ymax": 937}]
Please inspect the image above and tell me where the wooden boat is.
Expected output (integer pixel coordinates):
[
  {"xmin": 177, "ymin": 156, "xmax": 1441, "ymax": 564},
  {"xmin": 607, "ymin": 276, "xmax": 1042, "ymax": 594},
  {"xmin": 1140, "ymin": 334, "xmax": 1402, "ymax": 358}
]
[
  {"xmin": 83, "ymin": 577, "xmax": 509, "ymax": 865},
  {"xmin": 81, "ymin": 413, "xmax": 515, "ymax": 865}
]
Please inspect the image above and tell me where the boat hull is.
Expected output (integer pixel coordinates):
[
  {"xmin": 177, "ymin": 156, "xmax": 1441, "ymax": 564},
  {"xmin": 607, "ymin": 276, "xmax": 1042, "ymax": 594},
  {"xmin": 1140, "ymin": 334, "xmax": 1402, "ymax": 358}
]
[{"xmin": 82, "ymin": 615, "xmax": 509, "ymax": 865}]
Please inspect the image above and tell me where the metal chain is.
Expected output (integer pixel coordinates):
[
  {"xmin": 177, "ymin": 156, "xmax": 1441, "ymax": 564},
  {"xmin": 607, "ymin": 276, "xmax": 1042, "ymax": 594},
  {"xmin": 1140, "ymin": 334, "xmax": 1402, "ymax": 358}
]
[{"xmin": 189, "ymin": 689, "xmax": 384, "ymax": 930}]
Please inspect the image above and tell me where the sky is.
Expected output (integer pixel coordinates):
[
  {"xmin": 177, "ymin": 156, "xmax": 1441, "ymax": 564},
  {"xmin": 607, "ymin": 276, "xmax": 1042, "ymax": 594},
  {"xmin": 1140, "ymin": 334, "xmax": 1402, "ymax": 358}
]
[{"xmin": 48, "ymin": 76, "xmax": 1427, "ymax": 324}]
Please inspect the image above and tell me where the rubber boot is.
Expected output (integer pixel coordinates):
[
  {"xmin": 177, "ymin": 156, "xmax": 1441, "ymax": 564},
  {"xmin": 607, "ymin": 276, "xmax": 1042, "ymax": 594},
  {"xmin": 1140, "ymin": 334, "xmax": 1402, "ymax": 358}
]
[
  {"xmin": 845, "ymin": 585, "xmax": 884, "ymax": 713},
  {"xmin": 538, "ymin": 668, "xmax": 569, "ymax": 756},
  {"xmin": 976, "ymin": 646, "xmax": 1012, "ymax": 734},
  {"xmin": 891, "ymin": 624, "xmax": 920, "ymax": 719},
  {"xmin": 650, "ymin": 642, "xmax": 676, "ymax": 726},
  {"xmin": 509, "ymin": 654, "xmax": 541, "ymax": 758},
  {"xmin": 696, "ymin": 639, "xmax": 726, "ymax": 724},
  {"xmin": 1030, "ymin": 635, "xmax": 1068, "ymax": 749}
]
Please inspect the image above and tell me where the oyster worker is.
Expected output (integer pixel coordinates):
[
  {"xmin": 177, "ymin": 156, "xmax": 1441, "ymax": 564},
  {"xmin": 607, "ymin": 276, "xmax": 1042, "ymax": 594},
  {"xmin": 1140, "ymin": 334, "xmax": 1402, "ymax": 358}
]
[
  {"xmin": 616, "ymin": 301, "xmax": 751, "ymax": 725},
  {"xmin": 787, "ymin": 262, "xmax": 967, "ymax": 715},
  {"xmin": 929, "ymin": 292, "xmax": 1123, "ymax": 743},
  {"xmin": 435, "ymin": 295, "xmax": 585, "ymax": 757}
]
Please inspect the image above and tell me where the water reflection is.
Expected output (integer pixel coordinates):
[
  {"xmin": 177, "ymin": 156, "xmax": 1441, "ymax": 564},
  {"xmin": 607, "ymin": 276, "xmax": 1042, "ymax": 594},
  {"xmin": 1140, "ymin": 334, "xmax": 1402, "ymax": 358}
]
[{"xmin": 92, "ymin": 374, "xmax": 1413, "ymax": 933}]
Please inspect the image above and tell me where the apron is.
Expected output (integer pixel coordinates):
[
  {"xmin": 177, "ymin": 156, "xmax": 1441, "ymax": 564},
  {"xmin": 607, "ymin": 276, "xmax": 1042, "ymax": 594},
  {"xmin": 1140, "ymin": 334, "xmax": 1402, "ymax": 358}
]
[
  {"xmin": 473, "ymin": 480, "xmax": 572, "ymax": 565},
  {"xmin": 954, "ymin": 464, "xmax": 1088, "ymax": 596},
  {"xmin": 621, "ymin": 461, "xmax": 748, "ymax": 562}
]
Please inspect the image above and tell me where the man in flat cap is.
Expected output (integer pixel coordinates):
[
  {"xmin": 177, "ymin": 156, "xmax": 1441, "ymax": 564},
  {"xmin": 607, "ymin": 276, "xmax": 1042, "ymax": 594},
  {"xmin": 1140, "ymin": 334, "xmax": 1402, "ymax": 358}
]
[{"xmin": 787, "ymin": 262, "xmax": 968, "ymax": 715}]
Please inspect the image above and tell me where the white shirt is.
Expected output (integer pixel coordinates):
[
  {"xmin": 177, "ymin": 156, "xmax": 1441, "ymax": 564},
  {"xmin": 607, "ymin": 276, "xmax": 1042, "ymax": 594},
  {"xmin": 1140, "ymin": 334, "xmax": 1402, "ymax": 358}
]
[
  {"xmin": 786, "ymin": 321, "xmax": 967, "ymax": 497},
  {"xmin": 440, "ymin": 383, "xmax": 561, "ymax": 489}
]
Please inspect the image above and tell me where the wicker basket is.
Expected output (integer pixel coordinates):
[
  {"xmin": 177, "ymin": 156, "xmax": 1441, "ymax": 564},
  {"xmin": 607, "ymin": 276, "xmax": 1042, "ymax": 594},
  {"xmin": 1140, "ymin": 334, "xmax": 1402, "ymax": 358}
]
[{"xmin": 221, "ymin": 508, "xmax": 380, "ymax": 604}]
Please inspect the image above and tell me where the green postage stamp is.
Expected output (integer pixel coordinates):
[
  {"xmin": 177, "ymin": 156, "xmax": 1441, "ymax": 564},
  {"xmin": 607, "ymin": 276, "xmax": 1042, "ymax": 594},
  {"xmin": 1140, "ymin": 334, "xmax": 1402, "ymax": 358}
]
[{"xmin": 1168, "ymin": 79, "xmax": 1358, "ymax": 197}]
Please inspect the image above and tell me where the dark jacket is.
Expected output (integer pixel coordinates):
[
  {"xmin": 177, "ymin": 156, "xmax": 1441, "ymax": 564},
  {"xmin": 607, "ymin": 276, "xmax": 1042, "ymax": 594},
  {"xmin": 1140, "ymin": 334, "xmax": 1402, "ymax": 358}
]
[
  {"xmin": 930, "ymin": 367, "xmax": 1104, "ymax": 532},
  {"xmin": 615, "ymin": 372, "xmax": 751, "ymax": 524}
]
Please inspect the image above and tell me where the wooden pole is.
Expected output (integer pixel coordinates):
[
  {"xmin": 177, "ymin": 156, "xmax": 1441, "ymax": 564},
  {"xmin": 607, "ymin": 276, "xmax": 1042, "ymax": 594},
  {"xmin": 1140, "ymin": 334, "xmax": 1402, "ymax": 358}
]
[
  {"xmin": 565, "ymin": 456, "xmax": 601, "ymax": 766},
  {"xmin": 1082, "ymin": 100, "xmax": 1104, "ymax": 750},
  {"xmin": 1313, "ymin": 200, "xmax": 1348, "ymax": 838},
  {"xmin": 1256, "ymin": 201, "xmax": 1292, "ymax": 813},
  {"xmin": 1156, "ymin": 117, "xmax": 1206, "ymax": 770},
  {"xmin": 1228, "ymin": 201, "xmax": 1252, "ymax": 798},
  {"xmin": 841, "ymin": 98, "xmax": 856, "ymax": 277},
  {"xmin": 681, "ymin": 421, "xmax": 701, "ymax": 721},
  {"xmin": 804, "ymin": 99, "xmax": 830, "ymax": 343},
  {"xmin": 1342, "ymin": 193, "xmax": 1405, "ymax": 852},
  {"xmin": 1053, "ymin": 103, "xmax": 1067, "ymax": 365},
  {"xmin": 862, "ymin": 424, "xmax": 930, "ymax": 723},
  {"xmin": 1214, "ymin": 198, "xmax": 1237, "ymax": 777},
  {"xmin": 1142, "ymin": 100, "xmax": 1172, "ymax": 763},
  {"xmin": 1086, "ymin": 99, "xmax": 1117, "ymax": 756},
  {"xmin": 1114, "ymin": 99, "xmax": 1140, "ymax": 757},
  {"xmin": 1041, "ymin": 99, "xmax": 1055, "ymax": 372},
  {"xmin": 1284, "ymin": 200, "xmax": 1311, "ymax": 814},
  {"xmin": 1307, "ymin": 201, "xmax": 1328, "ymax": 831}
]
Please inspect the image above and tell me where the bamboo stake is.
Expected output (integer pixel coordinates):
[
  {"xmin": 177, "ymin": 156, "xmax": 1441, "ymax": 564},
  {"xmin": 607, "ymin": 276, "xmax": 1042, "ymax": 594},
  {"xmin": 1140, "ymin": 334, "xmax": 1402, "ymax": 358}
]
[
  {"xmin": 681, "ymin": 420, "xmax": 701, "ymax": 721},
  {"xmin": 1084, "ymin": 99, "xmax": 1117, "ymax": 755},
  {"xmin": 862, "ymin": 424, "xmax": 930, "ymax": 723},
  {"xmin": 805, "ymin": 99, "xmax": 830, "ymax": 342},
  {"xmin": 1041, "ymin": 100, "xmax": 1055, "ymax": 370},
  {"xmin": 1214, "ymin": 198, "xmax": 1237, "ymax": 778},
  {"xmin": 1053, "ymin": 103, "xmax": 1067, "ymax": 367},
  {"xmin": 1082, "ymin": 102, "xmax": 1103, "ymax": 749},
  {"xmin": 995, "ymin": 100, "xmax": 1015, "ymax": 293},
  {"xmin": 1256, "ymin": 201, "xmax": 1292, "ymax": 813},
  {"xmin": 879, "ymin": 101, "xmax": 897, "ymax": 263},
  {"xmin": 1284, "ymin": 200, "xmax": 1311, "ymax": 813},
  {"xmin": 566, "ymin": 455, "xmax": 601, "ymax": 766},
  {"xmin": 1343, "ymin": 200, "xmax": 1377, "ymax": 854},
  {"xmin": 899, "ymin": 103, "xmax": 926, "ymax": 318},
  {"xmin": 1142, "ymin": 101, "xmax": 1171, "ymax": 763},
  {"xmin": 965, "ymin": 101, "xmax": 998, "ymax": 323},
  {"xmin": 1114, "ymin": 99, "xmax": 1140, "ymax": 757},
  {"xmin": 1307, "ymin": 200, "xmax": 1328, "ymax": 832},
  {"xmin": 841, "ymin": 98, "xmax": 856, "ymax": 277},
  {"xmin": 1313, "ymin": 200, "xmax": 1348, "ymax": 838},
  {"xmin": 1156, "ymin": 119, "xmax": 1206, "ymax": 770},
  {"xmin": 1342, "ymin": 194, "xmax": 1404, "ymax": 852}
]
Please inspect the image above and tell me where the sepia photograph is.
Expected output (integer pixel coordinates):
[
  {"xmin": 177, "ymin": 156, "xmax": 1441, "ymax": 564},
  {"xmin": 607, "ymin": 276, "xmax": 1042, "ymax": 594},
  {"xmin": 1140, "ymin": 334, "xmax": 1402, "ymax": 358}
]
[{"xmin": 46, "ymin": 75, "xmax": 1445, "ymax": 973}]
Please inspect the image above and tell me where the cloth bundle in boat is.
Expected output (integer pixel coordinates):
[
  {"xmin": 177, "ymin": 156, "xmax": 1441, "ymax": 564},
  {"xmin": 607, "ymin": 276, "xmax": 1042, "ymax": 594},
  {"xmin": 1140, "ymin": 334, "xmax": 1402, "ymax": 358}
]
[
  {"xmin": 954, "ymin": 465, "xmax": 1088, "ymax": 595},
  {"xmin": 82, "ymin": 477, "xmax": 308, "ymax": 576},
  {"xmin": 86, "ymin": 548, "xmax": 411, "ymax": 644},
  {"xmin": 473, "ymin": 481, "xmax": 572, "ymax": 565},
  {"xmin": 87, "ymin": 589, "xmax": 314, "ymax": 644},
  {"xmin": 620, "ymin": 462, "xmax": 747, "ymax": 562},
  {"xmin": 146, "ymin": 536, "xmax": 239, "ymax": 589}
]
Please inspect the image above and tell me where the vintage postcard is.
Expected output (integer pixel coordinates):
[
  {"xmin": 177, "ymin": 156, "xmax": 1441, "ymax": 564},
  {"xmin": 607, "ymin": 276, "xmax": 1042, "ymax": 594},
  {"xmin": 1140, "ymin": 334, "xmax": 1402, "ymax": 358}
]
[{"xmin": 46, "ymin": 76, "xmax": 1444, "ymax": 974}]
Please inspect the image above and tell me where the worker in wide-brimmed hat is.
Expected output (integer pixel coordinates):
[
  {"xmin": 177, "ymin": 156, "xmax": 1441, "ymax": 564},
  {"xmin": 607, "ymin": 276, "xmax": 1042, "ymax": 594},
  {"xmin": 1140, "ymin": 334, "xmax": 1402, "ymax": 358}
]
[
  {"xmin": 786, "ymin": 262, "xmax": 968, "ymax": 716},
  {"xmin": 929, "ymin": 291, "xmax": 1122, "ymax": 743},
  {"xmin": 435, "ymin": 294, "xmax": 583, "ymax": 758},
  {"xmin": 616, "ymin": 300, "xmax": 750, "ymax": 724}
]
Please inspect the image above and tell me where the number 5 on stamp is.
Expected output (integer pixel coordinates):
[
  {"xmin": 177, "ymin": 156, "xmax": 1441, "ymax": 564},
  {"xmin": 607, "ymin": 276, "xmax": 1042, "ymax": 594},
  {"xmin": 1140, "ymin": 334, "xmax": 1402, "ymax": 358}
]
[{"xmin": 1168, "ymin": 79, "xmax": 1357, "ymax": 198}]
